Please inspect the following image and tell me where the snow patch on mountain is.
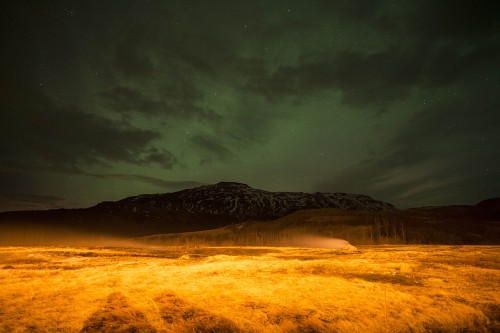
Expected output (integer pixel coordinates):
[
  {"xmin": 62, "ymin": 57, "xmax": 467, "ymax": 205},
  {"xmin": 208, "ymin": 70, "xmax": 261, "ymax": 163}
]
[{"xmin": 118, "ymin": 182, "xmax": 395, "ymax": 220}]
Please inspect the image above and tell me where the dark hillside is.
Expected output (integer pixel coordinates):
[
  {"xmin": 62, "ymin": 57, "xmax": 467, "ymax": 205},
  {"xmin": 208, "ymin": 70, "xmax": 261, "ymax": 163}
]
[{"xmin": 138, "ymin": 206, "xmax": 500, "ymax": 246}]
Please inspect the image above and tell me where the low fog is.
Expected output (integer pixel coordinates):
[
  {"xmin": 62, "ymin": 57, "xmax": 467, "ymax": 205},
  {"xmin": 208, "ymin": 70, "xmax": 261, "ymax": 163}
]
[
  {"xmin": 283, "ymin": 236, "xmax": 353, "ymax": 250},
  {"xmin": 0, "ymin": 225, "xmax": 140, "ymax": 247},
  {"xmin": 0, "ymin": 224, "xmax": 356, "ymax": 251}
]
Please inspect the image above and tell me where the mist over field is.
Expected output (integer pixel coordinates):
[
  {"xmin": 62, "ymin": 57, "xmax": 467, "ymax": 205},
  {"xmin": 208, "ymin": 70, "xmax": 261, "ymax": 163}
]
[
  {"xmin": 0, "ymin": 225, "xmax": 131, "ymax": 247},
  {"xmin": 288, "ymin": 236, "xmax": 351, "ymax": 249},
  {"xmin": 0, "ymin": 223, "xmax": 355, "ymax": 251}
]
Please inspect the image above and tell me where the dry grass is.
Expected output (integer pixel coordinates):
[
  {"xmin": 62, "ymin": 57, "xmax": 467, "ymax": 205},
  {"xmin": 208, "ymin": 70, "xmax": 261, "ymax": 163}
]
[{"xmin": 0, "ymin": 245, "xmax": 498, "ymax": 332}]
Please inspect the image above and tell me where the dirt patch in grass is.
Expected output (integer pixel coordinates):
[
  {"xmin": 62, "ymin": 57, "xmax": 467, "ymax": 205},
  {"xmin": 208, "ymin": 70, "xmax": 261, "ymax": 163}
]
[
  {"xmin": 251, "ymin": 302, "xmax": 328, "ymax": 333},
  {"xmin": 155, "ymin": 292, "xmax": 242, "ymax": 332},
  {"xmin": 480, "ymin": 302, "xmax": 500, "ymax": 331},
  {"xmin": 340, "ymin": 272, "xmax": 423, "ymax": 286},
  {"xmin": 80, "ymin": 292, "xmax": 156, "ymax": 333}
]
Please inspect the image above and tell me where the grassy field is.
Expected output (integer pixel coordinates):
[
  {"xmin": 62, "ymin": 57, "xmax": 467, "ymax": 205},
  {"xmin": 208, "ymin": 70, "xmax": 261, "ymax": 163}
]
[{"xmin": 0, "ymin": 245, "xmax": 498, "ymax": 332}]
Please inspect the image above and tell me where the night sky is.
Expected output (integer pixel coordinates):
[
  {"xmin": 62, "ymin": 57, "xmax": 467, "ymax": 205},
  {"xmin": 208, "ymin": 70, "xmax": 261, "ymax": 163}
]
[{"xmin": 1, "ymin": 1, "xmax": 499, "ymax": 212}]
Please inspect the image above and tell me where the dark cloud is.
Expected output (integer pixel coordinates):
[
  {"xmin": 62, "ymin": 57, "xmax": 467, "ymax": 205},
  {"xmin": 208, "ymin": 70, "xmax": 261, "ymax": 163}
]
[
  {"xmin": 315, "ymin": 84, "xmax": 500, "ymax": 207},
  {"xmin": 392, "ymin": 87, "xmax": 498, "ymax": 156},
  {"xmin": 332, "ymin": 48, "xmax": 420, "ymax": 109},
  {"xmin": 245, "ymin": 48, "xmax": 420, "ymax": 109},
  {"xmin": 138, "ymin": 148, "xmax": 177, "ymax": 169},
  {"xmin": 318, "ymin": 0, "xmax": 380, "ymax": 20},
  {"xmin": 159, "ymin": 70, "xmax": 203, "ymax": 105},
  {"xmin": 0, "ymin": 86, "xmax": 176, "ymax": 174},
  {"xmin": 155, "ymin": 2, "xmax": 254, "ymax": 75},
  {"xmin": 98, "ymin": 86, "xmax": 164, "ymax": 116},
  {"xmin": 114, "ymin": 42, "xmax": 154, "ymax": 78},
  {"xmin": 98, "ymin": 79, "xmax": 220, "ymax": 121},
  {"xmin": 245, "ymin": 38, "xmax": 497, "ymax": 110},
  {"xmin": 240, "ymin": 0, "xmax": 498, "ymax": 112},
  {"xmin": 421, "ymin": 41, "xmax": 498, "ymax": 87},
  {"xmin": 0, "ymin": 170, "xmax": 41, "ymax": 197},
  {"xmin": 0, "ymin": 194, "xmax": 70, "ymax": 212},
  {"xmin": 218, "ymin": 96, "xmax": 282, "ymax": 149},
  {"xmin": 407, "ymin": 1, "xmax": 500, "ymax": 41},
  {"xmin": 86, "ymin": 173, "xmax": 204, "ymax": 191},
  {"xmin": 191, "ymin": 135, "xmax": 235, "ymax": 163},
  {"xmin": 0, "ymin": 3, "xmax": 178, "ymax": 176},
  {"xmin": 0, "ymin": 2, "xmax": 75, "ymax": 89},
  {"xmin": 245, "ymin": 65, "xmax": 303, "ymax": 101},
  {"xmin": 157, "ymin": 71, "xmax": 221, "ymax": 121}
]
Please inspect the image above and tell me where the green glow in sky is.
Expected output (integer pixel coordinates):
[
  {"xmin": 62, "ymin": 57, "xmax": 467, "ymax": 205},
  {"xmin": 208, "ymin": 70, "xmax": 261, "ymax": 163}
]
[{"xmin": 1, "ymin": 0, "xmax": 499, "ymax": 211}]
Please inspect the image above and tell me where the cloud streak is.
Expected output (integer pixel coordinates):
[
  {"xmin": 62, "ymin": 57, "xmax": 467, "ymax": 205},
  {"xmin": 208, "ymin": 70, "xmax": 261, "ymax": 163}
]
[
  {"xmin": 0, "ymin": 87, "xmax": 176, "ymax": 174},
  {"xmin": 0, "ymin": 0, "xmax": 498, "ymax": 210},
  {"xmin": 315, "ymin": 83, "xmax": 500, "ymax": 207},
  {"xmin": 86, "ymin": 173, "xmax": 205, "ymax": 191},
  {"xmin": 0, "ymin": 194, "xmax": 71, "ymax": 212}
]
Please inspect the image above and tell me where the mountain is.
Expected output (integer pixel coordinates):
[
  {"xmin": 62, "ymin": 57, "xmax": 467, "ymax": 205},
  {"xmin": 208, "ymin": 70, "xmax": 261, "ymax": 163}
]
[
  {"xmin": 1, "ymin": 183, "xmax": 498, "ymax": 246},
  {"xmin": 0, "ymin": 182, "xmax": 394, "ymax": 244},
  {"xmin": 115, "ymin": 181, "xmax": 395, "ymax": 220}
]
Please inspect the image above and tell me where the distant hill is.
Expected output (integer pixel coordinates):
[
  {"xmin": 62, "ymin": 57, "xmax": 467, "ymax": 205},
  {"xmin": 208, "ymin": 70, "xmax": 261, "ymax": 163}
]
[
  {"xmin": 0, "ymin": 183, "xmax": 498, "ymax": 246},
  {"xmin": 116, "ymin": 181, "xmax": 395, "ymax": 219},
  {"xmin": 0, "ymin": 182, "xmax": 394, "ymax": 244},
  {"xmin": 137, "ymin": 201, "xmax": 500, "ymax": 247}
]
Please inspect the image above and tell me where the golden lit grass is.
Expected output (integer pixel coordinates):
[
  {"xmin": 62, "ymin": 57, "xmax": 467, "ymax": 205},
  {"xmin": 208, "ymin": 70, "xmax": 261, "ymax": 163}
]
[{"xmin": 0, "ymin": 245, "xmax": 498, "ymax": 332}]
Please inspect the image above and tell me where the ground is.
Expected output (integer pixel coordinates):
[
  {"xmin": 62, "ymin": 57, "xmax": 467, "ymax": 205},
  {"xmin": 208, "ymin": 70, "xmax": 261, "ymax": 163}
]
[{"xmin": 0, "ymin": 245, "xmax": 498, "ymax": 332}]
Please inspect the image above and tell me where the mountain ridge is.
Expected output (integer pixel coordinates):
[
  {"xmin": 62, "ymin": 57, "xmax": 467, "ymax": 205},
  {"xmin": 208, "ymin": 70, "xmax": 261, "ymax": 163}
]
[
  {"xmin": 0, "ymin": 182, "xmax": 498, "ymax": 245},
  {"xmin": 112, "ymin": 181, "xmax": 395, "ymax": 220}
]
